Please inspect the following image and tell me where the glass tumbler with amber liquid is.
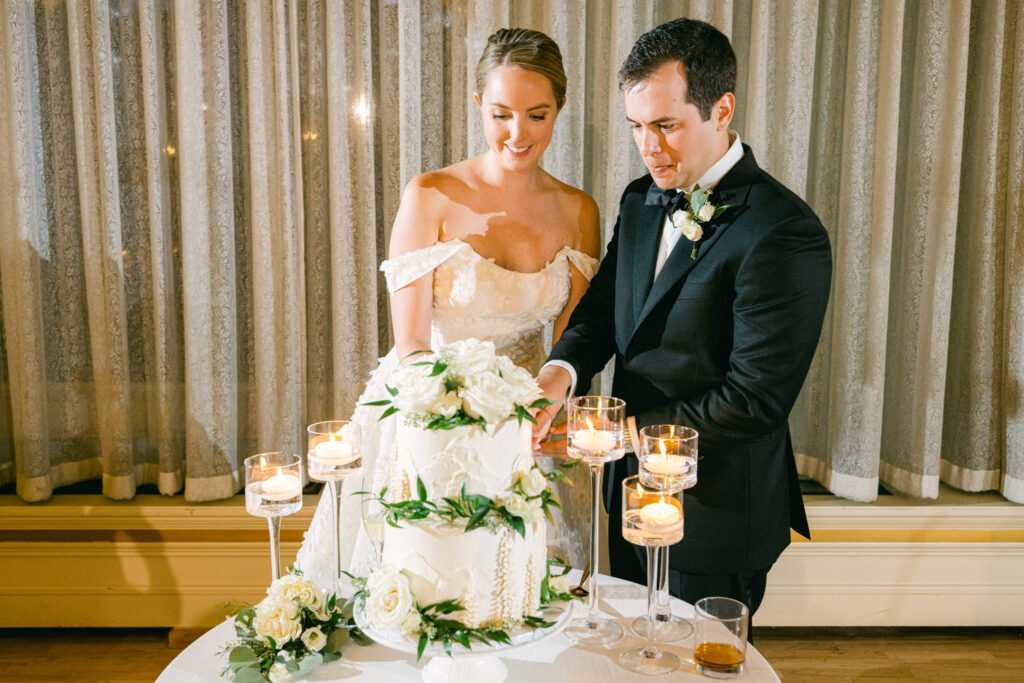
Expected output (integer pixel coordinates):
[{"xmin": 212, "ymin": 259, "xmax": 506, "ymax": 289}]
[{"xmin": 693, "ymin": 596, "xmax": 748, "ymax": 678}]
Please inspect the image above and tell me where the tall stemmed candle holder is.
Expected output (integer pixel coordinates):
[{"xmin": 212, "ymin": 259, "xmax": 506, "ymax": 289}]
[
  {"xmin": 564, "ymin": 395, "xmax": 626, "ymax": 646},
  {"xmin": 306, "ymin": 421, "xmax": 362, "ymax": 591},
  {"xmin": 633, "ymin": 424, "xmax": 698, "ymax": 642},
  {"xmin": 619, "ymin": 475, "xmax": 685, "ymax": 675},
  {"xmin": 245, "ymin": 452, "xmax": 303, "ymax": 582}
]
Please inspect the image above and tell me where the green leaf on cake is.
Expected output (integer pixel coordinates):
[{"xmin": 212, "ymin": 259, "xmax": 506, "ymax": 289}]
[
  {"xmin": 510, "ymin": 515, "xmax": 526, "ymax": 538},
  {"xmin": 416, "ymin": 476, "xmax": 428, "ymax": 501},
  {"xmin": 417, "ymin": 632, "xmax": 429, "ymax": 661},
  {"xmin": 361, "ymin": 399, "xmax": 391, "ymax": 406},
  {"xmin": 379, "ymin": 406, "xmax": 400, "ymax": 420},
  {"xmin": 428, "ymin": 361, "xmax": 448, "ymax": 377},
  {"xmin": 324, "ymin": 627, "xmax": 349, "ymax": 654},
  {"xmin": 386, "ymin": 384, "xmax": 399, "ymax": 397}
]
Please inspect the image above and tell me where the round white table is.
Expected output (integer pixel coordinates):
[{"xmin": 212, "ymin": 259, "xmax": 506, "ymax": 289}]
[{"xmin": 157, "ymin": 574, "xmax": 779, "ymax": 682}]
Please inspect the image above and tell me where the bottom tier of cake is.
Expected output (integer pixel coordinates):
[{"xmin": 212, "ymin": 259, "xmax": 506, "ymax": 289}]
[{"xmin": 380, "ymin": 520, "xmax": 547, "ymax": 628}]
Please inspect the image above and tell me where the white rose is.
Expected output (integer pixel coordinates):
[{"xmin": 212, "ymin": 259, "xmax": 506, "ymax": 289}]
[
  {"xmin": 461, "ymin": 371, "xmax": 516, "ymax": 426},
  {"xmin": 523, "ymin": 497, "xmax": 546, "ymax": 523},
  {"xmin": 400, "ymin": 610, "xmax": 422, "ymax": 636},
  {"xmin": 431, "ymin": 390, "xmax": 462, "ymax": 418},
  {"xmin": 671, "ymin": 209, "xmax": 703, "ymax": 241},
  {"xmin": 267, "ymin": 662, "xmax": 291, "ymax": 683},
  {"xmin": 366, "ymin": 565, "xmax": 414, "ymax": 630},
  {"xmin": 254, "ymin": 594, "xmax": 303, "ymax": 644},
  {"xmin": 500, "ymin": 361, "xmax": 544, "ymax": 405},
  {"xmin": 549, "ymin": 575, "xmax": 569, "ymax": 595},
  {"xmin": 445, "ymin": 338, "xmax": 498, "ymax": 376},
  {"xmin": 499, "ymin": 493, "xmax": 531, "ymax": 518},
  {"xmin": 520, "ymin": 468, "xmax": 547, "ymax": 497},
  {"xmin": 270, "ymin": 573, "xmax": 323, "ymax": 610},
  {"xmin": 301, "ymin": 626, "xmax": 326, "ymax": 651},
  {"xmin": 697, "ymin": 202, "xmax": 715, "ymax": 222},
  {"xmin": 392, "ymin": 364, "xmax": 446, "ymax": 414}
]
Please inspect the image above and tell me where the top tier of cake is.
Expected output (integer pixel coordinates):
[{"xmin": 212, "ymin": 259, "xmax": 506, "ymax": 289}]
[{"xmin": 388, "ymin": 418, "xmax": 533, "ymax": 501}]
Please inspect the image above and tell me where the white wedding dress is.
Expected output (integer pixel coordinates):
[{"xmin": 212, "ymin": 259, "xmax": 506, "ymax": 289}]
[{"xmin": 294, "ymin": 238, "xmax": 599, "ymax": 591}]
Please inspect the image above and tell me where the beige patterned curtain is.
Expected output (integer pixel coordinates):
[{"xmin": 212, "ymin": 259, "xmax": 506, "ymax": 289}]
[{"xmin": 1, "ymin": 0, "xmax": 1021, "ymax": 505}]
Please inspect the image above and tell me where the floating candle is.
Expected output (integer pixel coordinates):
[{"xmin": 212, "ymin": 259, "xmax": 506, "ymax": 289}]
[
  {"xmin": 639, "ymin": 501, "xmax": 682, "ymax": 528},
  {"xmin": 260, "ymin": 471, "xmax": 302, "ymax": 500},
  {"xmin": 313, "ymin": 438, "xmax": 356, "ymax": 465},
  {"xmin": 573, "ymin": 429, "xmax": 616, "ymax": 452},
  {"xmin": 643, "ymin": 453, "xmax": 693, "ymax": 476}
]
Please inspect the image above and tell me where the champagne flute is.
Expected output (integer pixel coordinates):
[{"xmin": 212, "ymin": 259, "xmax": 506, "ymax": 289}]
[
  {"xmin": 564, "ymin": 395, "xmax": 626, "ymax": 647},
  {"xmin": 634, "ymin": 424, "xmax": 698, "ymax": 642},
  {"xmin": 306, "ymin": 421, "xmax": 362, "ymax": 592},
  {"xmin": 619, "ymin": 475, "xmax": 684, "ymax": 675},
  {"xmin": 244, "ymin": 452, "xmax": 303, "ymax": 582},
  {"xmin": 360, "ymin": 475, "xmax": 386, "ymax": 568}
]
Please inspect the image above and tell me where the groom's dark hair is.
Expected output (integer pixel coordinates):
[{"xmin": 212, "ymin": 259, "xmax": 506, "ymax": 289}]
[{"xmin": 619, "ymin": 18, "xmax": 736, "ymax": 121}]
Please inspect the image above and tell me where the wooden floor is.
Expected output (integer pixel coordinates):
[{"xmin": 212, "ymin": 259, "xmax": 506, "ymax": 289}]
[{"xmin": 0, "ymin": 626, "xmax": 1022, "ymax": 681}]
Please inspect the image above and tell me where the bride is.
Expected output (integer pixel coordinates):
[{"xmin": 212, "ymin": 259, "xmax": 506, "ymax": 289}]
[{"xmin": 295, "ymin": 28, "xmax": 600, "ymax": 590}]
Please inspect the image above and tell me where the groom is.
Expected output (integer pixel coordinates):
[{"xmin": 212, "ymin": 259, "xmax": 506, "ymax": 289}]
[{"xmin": 535, "ymin": 18, "xmax": 831, "ymax": 625}]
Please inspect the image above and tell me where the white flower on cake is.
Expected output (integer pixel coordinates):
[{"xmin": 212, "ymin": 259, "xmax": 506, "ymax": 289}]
[
  {"xmin": 461, "ymin": 371, "xmax": 516, "ymax": 426},
  {"xmin": 365, "ymin": 565, "xmax": 415, "ymax": 631},
  {"xmin": 392, "ymin": 364, "xmax": 446, "ymax": 415},
  {"xmin": 365, "ymin": 338, "xmax": 553, "ymax": 431},
  {"xmin": 498, "ymin": 492, "xmax": 531, "ymax": 518},
  {"xmin": 445, "ymin": 338, "xmax": 498, "ymax": 376},
  {"xmin": 520, "ymin": 468, "xmax": 547, "ymax": 497},
  {"xmin": 431, "ymin": 390, "xmax": 462, "ymax": 418},
  {"xmin": 254, "ymin": 594, "xmax": 303, "ymax": 644},
  {"xmin": 301, "ymin": 626, "xmax": 326, "ymax": 652},
  {"xmin": 523, "ymin": 497, "xmax": 545, "ymax": 523},
  {"xmin": 400, "ymin": 610, "xmax": 422, "ymax": 636}
]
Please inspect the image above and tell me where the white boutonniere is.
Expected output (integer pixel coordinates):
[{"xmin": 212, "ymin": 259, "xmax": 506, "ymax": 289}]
[{"xmin": 670, "ymin": 184, "xmax": 731, "ymax": 259}]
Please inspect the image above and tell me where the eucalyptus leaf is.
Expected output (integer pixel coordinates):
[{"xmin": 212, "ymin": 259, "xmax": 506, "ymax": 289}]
[
  {"xmin": 325, "ymin": 626, "xmax": 350, "ymax": 653},
  {"xmin": 379, "ymin": 406, "xmax": 400, "ymax": 420},
  {"xmin": 297, "ymin": 652, "xmax": 323, "ymax": 674},
  {"xmin": 386, "ymin": 384, "xmax": 399, "ymax": 396}
]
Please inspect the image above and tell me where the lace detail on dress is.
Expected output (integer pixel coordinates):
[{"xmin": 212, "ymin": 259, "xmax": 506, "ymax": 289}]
[{"xmin": 380, "ymin": 240, "xmax": 466, "ymax": 293}]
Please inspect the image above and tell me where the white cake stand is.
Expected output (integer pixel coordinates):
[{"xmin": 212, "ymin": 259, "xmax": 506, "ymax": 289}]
[{"xmin": 357, "ymin": 601, "xmax": 574, "ymax": 683}]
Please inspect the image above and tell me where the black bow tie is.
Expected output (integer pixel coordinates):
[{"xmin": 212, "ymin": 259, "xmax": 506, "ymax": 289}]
[{"xmin": 645, "ymin": 183, "xmax": 689, "ymax": 214}]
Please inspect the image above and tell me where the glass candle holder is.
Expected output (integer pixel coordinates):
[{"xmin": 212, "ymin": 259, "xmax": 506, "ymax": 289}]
[
  {"xmin": 244, "ymin": 452, "xmax": 303, "ymax": 582},
  {"xmin": 619, "ymin": 474, "xmax": 684, "ymax": 676},
  {"xmin": 564, "ymin": 395, "xmax": 626, "ymax": 647},
  {"xmin": 633, "ymin": 423, "xmax": 697, "ymax": 642},
  {"xmin": 306, "ymin": 421, "xmax": 361, "ymax": 592}
]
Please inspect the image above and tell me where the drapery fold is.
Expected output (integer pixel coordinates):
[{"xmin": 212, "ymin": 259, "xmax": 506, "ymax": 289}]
[{"xmin": 0, "ymin": 0, "xmax": 1021, "ymax": 504}]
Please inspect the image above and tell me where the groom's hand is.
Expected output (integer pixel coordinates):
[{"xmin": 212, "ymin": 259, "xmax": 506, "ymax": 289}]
[{"xmin": 532, "ymin": 365, "xmax": 573, "ymax": 448}]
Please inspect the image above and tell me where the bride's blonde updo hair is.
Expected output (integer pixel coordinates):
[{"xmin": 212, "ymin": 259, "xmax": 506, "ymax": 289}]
[{"xmin": 475, "ymin": 28, "xmax": 567, "ymax": 109}]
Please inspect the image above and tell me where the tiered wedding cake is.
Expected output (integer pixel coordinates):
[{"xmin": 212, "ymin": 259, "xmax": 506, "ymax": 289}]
[{"xmin": 356, "ymin": 339, "xmax": 572, "ymax": 644}]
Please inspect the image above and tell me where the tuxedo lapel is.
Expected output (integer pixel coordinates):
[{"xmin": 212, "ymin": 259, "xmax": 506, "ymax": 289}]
[
  {"xmin": 630, "ymin": 201, "xmax": 666, "ymax": 328},
  {"xmin": 631, "ymin": 148, "xmax": 760, "ymax": 339}
]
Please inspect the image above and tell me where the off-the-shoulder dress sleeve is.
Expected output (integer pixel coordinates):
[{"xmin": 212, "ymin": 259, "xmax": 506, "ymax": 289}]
[
  {"xmin": 379, "ymin": 240, "xmax": 467, "ymax": 293},
  {"xmin": 562, "ymin": 248, "xmax": 600, "ymax": 281}
]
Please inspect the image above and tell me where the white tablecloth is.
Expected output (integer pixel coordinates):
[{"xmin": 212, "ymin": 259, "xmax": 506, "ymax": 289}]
[{"xmin": 157, "ymin": 574, "xmax": 779, "ymax": 682}]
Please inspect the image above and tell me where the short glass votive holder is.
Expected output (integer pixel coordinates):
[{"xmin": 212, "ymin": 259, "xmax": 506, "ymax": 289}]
[
  {"xmin": 244, "ymin": 452, "xmax": 303, "ymax": 517},
  {"xmin": 638, "ymin": 424, "xmax": 697, "ymax": 492},
  {"xmin": 694, "ymin": 596, "xmax": 749, "ymax": 678},
  {"xmin": 307, "ymin": 420, "xmax": 361, "ymax": 481}
]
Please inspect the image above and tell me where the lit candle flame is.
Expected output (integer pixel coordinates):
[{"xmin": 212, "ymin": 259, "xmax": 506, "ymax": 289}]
[
  {"xmin": 586, "ymin": 417, "xmax": 596, "ymax": 432},
  {"xmin": 659, "ymin": 440, "xmax": 668, "ymax": 456}
]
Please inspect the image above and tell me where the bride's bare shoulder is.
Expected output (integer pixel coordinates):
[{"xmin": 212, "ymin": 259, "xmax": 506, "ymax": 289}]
[{"xmin": 546, "ymin": 176, "xmax": 600, "ymax": 253}]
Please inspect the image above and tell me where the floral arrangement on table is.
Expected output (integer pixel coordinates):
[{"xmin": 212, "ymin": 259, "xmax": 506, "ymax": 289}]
[
  {"xmin": 220, "ymin": 572, "xmax": 369, "ymax": 682},
  {"xmin": 346, "ymin": 557, "xmax": 579, "ymax": 660},
  {"xmin": 363, "ymin": 338, "xmax": 554, "ymax": 430},
  {"xmin": 369, "ymin": 463, "xmax": 574, "ymax": 538}
]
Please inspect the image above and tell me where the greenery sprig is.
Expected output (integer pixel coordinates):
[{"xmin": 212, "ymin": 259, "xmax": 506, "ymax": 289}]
[{"xmin": 366, "ymin": 466, "xmax": 574, "ymax": 539}]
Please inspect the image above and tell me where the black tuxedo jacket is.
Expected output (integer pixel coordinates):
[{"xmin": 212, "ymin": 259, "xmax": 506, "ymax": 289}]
[{"xmin": 549, "ymin": 146, "xmax": 831, "ymax": 574}]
